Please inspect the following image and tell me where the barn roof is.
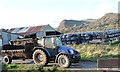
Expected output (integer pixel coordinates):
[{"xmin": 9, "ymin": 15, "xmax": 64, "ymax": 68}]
[{"xmin": 7, "ymin": 25, "xmax": 49, "ymax": 36}]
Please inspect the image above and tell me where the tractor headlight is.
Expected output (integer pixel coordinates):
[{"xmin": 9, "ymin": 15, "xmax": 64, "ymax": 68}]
[{"xmin": 68, "ymin": 49, "xmax": 74, "ymax": 54}]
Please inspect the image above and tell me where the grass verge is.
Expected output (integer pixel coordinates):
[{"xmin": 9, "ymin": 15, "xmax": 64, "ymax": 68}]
[
  {"xmin": 2, "ymin": 64, "xmax": 66, "ymax": 72},
  {"xmin": 68, "ymin": 41, "xmax": 120, "ymax": 61}
]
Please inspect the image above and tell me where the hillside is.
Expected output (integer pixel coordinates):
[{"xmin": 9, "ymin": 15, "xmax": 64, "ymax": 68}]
[
  {"xmin": 88, "ymin": 13, "xmax": 118, "ymax": 31},
  {"xmin": 58, "ymin": 20, "xmax": 90, "ymax": 28},
  {"xmin": 57, "ymin": 13, "xmax": 118, "ymax": 33}
]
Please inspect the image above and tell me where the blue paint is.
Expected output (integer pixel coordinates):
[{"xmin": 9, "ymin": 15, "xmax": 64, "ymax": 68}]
[{"xmin": 57, "ymin": 46, "xmax": 74, "ymax": 54}]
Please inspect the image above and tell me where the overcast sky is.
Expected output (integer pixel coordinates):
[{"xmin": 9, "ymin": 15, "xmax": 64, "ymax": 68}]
[{"xmin": 0, "ymin": 0, "xmax": 119, "ymax": 29}]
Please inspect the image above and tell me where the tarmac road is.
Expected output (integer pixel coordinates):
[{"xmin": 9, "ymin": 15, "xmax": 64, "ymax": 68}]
[
  {"xmin": 1, "ymin": 58, "xmax": 120, "ymax": 71},
  {"xmin": 0, "ymin": 56, "xmax": 97, "ymax": 69},
  {"xmin": 11, "ymin": 60, "xmax": 120, "ymax": 71},
  {"xmin": 0, "ymin": 55, "xmax": 2, "ymax": 72},
  {"xmin": 0, "ymin": 54, "xmax": 97, "ymax": 68},
  {"xmin": 11, "ymin": 59, "xmax": 97, "ymax": 68}
]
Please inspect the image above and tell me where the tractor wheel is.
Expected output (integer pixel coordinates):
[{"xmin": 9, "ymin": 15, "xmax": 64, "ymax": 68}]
[
  {"xmin": 58, "ymin": 55, "xmax": 71, "ymax": 68},
  {"xmin": 3, "ymin": 55, "xmax": 12, "ymax": 64},
  {"xmin": 33, "ymin": 49, "xmax": 47, "ymax": 66}
]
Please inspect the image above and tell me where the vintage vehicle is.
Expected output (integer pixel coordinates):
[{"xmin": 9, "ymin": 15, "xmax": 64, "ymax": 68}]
[{"xmin": 1, "ymin": 35, "xmax": 80, "ymax": 68}]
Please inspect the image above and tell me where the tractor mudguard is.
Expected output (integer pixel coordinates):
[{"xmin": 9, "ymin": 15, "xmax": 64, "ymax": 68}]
[{"xmin": 57, "ymin": 46, "xmax": 74, "ymax": 54}]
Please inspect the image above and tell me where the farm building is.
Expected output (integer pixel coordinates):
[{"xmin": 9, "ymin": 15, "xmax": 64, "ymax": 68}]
[
  {"xmin": 0, "ymin": 24, "xmax": 61, "ymax": 45},
  {"xmin": 7, "ymin": 24, "xmax": 61, "ymax": 38}
]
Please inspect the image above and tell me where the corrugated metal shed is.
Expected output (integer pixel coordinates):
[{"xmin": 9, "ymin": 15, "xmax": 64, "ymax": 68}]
[{"xmin": 7, "ymin": 25, "xmax": 48, "ymax": 36}]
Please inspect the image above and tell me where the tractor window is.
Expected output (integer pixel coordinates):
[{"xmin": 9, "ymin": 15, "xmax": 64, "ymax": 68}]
[
  {"xmin": 37, "ymin": 38, "xmax": 44, "ymax": 46},
  {"xmin": 45, "ymin": 38, "xmax": 54, "ymax": 48}
]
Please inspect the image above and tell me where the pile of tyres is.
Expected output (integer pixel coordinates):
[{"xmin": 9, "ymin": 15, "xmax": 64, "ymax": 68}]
[
  {"xmin": 103, "ymin": 30, "xmax": 120, "ymax": 42},
  {"xmin": 61, "ymin": 32, "xmax": 93, "ymax": 45},
  {"xmin": 61, "ymin": 29, "xmax": 120, "ymax": 45}
]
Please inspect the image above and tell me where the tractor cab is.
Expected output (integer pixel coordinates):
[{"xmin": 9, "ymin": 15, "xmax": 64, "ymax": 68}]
[
  {"xmin": 37, "ymin": 35, "xmax": 62, "ymax": 48},
  {"xmin": 37, "ymin": 36, "xmax": 62, "ymax": 56}
]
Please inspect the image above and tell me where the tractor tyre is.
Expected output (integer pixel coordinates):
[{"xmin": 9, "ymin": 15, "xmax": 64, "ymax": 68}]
[
  {"xmin": 33, "ymin": 49, "xmax": 47, "ymax": 66},
  {"xmin": 3, "ymin": 55, "xmax": 12, "ymax": 64},
  {"xmin": 58, "ymin": 55, "xmax": 71, "ymax": 68}
]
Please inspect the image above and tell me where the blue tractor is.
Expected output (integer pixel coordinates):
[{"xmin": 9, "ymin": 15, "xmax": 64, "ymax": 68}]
[{"xmin": 2, "ymin": 35, "xmax": 80, "ymax": 68}]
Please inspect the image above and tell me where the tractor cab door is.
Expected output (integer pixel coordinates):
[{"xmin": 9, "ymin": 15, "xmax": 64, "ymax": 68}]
[{"xmin": 44, "ymin": 37, "xmax": 57, "ymax": 56}]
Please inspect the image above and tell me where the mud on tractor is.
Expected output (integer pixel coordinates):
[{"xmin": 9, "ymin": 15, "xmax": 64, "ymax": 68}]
[{"xmin": 1, "ymin": 35, "xmax": 80, "ymax": 68}]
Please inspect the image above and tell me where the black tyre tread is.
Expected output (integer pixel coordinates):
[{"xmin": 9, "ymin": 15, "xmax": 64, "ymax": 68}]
[
  {"xmin": 3, "ymin": 55, "xmax": 12, "ymax": 64},
  {"xmin": 58, "ymin": 54, "xmax": 71, "ymax": 68},
  {"xmin": 33, "ymin": 49, "xmax": 47, "ymax": 66}
]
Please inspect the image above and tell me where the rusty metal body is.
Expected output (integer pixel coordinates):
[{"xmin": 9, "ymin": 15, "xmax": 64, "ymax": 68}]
[{"xmin": 1, "ymin": 38, "xmax": 36, "ymax": 59}]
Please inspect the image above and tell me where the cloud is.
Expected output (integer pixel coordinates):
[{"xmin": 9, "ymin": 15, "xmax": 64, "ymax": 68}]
[
  {"xmin": 0, "ymin": 7, "xmax": 92, "ymax": 28},
  {"xmin": 0, "ymin": 8, "xmax": 54, "ymax": 28},
  {"xmin": 93, "ymin": 1, "xmax": 116, "ymax": 18},
  {"xmin": 0, "ymin": 0, "xmax": 118, "ymax": 29}
]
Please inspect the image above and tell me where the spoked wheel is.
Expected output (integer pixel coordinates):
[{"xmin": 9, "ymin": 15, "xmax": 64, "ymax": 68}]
[
  {"xmin": 3, "ymin": 55, "xmax": 12, "ymax": 64},
  {"xmin": 33, "ymin": 49, "xmax": 48, "ymax": 66},
  {"xmin": 58, "ymin": 55, "xmax": 71, "ymax": 68}
]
